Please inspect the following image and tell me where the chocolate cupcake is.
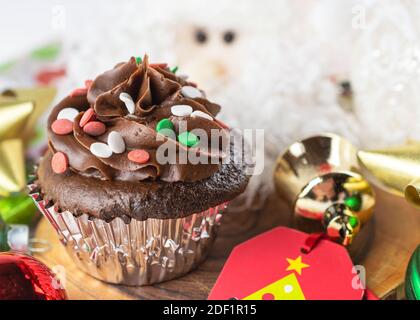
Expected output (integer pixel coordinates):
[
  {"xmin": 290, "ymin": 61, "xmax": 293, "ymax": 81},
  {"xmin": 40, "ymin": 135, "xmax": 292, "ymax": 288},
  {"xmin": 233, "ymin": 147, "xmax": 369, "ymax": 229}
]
[{"xmin": 29, "ymin": 56, "xmax": 249, "ymax": 285}]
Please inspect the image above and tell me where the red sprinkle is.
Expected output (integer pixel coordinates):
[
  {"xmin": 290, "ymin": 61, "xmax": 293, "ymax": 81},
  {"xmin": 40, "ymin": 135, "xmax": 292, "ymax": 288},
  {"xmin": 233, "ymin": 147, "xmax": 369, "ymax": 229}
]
[
  {"xmin": 128, "ymin": 149, "xmax": 150, "ymax": 164},
  {"xmin": 83, "ymin": 121, "xmax": 106, "ymax": 136},
  {"xmin": 70, "ymin": 80, "xmax": 93, "ymax": 97},
  {"xmin": 80, "ymin": 108, "xmax": 96, "ymax": 127},
  {"xmin": 84, "ymin": 79, "xmax": 93, "ymax": 89},
  {"xmin": 51, "ymin": 119, "xmax": 73, "ymax": 135},
  {"xmin": 70, "ymin": 87, "xmax": 88, "ymax": 97},
  {"xmin": 51, "ymin": 152, "xmax": 69, "ymax": 174},
  {"xmin": 150, "ymin": 63, "xmax": 168, "ymax": 69}
]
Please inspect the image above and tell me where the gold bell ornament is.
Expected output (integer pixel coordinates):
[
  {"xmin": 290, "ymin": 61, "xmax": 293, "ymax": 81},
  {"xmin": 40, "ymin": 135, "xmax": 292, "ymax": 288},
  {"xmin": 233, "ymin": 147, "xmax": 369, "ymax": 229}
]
[{"xmin": 274, "ymin": 133, "xmax": 375, "ymax": 249}]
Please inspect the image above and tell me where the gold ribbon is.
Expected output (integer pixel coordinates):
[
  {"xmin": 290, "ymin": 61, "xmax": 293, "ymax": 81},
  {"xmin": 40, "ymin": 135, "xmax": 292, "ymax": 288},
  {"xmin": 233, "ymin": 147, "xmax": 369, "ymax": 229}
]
[{"xmin": 0, "ymin": 87, "xmax": 56, "ymax": 196}]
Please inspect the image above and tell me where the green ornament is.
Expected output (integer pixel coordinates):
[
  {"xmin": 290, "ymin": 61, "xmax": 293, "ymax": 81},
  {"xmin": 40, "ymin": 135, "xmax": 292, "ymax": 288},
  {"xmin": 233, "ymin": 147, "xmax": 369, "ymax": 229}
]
[
  {"xmin": 31, "ymin": 43, "xmax": 61, "ymax": 60},
  {"xmin": 348, "ymin": 215, "xmax": 359, "ymax": 228},
  {"xmin": 0, "ymin": 193, "xmax": 37, "ymax": 225},
  {"xmin": 171, "ymin": 66, "xmax": 178, "ymax": 74},
  {"xmin": 405, "ymin": 245, "xmax": 420, "ymax": 300},
  {"xmin": 178, "ymin": 131, "xmax": 199, "ymax": 147},
  {"xmin": 136, "ymin": 56, "xmax": 142, "ymax": 64},
  {"xmin": 344, "ymin": 194, "xmax": 362, "ymax": 212}
]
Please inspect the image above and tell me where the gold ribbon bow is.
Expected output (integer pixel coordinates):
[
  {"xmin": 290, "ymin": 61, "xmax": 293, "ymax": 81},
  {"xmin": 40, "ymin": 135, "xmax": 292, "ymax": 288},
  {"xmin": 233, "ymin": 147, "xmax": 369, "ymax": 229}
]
[
  {"xmin": 358, "ymin": 142, "xmax": 420, "ymax": 209},
  {"xmin": 0, "ymin": 87, "xmax": 56, "ymax": 196}
]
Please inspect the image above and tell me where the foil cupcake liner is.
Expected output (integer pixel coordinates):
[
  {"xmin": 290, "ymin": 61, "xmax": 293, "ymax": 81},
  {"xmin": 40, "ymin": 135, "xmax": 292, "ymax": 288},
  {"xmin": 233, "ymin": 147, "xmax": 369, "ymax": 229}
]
[{"xmin": 28, "ymin": 182, "xmax": 227, "ymax": 286}]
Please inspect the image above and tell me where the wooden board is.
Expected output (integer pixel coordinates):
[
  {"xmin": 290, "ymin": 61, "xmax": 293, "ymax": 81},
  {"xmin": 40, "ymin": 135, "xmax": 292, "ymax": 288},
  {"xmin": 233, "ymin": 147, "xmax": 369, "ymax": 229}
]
[{"xmin": 34, "ymin": 187, "xmax": 420, "ymax": 300}]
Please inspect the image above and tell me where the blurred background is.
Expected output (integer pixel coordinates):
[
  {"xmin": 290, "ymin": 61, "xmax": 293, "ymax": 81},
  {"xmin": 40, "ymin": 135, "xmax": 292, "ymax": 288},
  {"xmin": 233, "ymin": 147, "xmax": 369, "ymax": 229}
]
[
  {"xmin": 2, "ymin": 0, "xmax": 420, "ymax": 207},
  {"xmin": 1, "ymin": 1, "xmax": 420, "ymax": 301}
]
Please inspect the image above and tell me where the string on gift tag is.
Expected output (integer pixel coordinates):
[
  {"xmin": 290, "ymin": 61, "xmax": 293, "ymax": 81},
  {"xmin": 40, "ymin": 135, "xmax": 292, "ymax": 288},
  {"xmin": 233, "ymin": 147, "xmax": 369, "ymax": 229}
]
[{"xmin": 300, "ymin": 233, "xmax": 326, "ymax": 254}]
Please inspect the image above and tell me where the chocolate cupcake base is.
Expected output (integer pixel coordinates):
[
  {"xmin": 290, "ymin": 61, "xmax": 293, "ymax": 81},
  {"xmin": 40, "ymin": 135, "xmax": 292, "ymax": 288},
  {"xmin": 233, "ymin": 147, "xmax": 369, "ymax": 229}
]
[{"xmin": 29, "ymin": 183, "xmax": 227, "ymax": 286}]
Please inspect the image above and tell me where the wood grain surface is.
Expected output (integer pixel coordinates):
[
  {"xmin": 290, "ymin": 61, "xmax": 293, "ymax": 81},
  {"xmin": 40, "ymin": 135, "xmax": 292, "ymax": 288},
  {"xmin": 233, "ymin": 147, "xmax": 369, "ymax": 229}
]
[{"xmin": 34, "ymin": 187, "xmax": 420, "ymax": 300}]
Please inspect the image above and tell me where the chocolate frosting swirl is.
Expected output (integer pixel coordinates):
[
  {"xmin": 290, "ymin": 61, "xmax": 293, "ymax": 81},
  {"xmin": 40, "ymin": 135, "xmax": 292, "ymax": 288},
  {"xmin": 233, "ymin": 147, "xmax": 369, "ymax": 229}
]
[{"xmin": 48, "ymin": 56, "xmax": 226, "ymax": 183}]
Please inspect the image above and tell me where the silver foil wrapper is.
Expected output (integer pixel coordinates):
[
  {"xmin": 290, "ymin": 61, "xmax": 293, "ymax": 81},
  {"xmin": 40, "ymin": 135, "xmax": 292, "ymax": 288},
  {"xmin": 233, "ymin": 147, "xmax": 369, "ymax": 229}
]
[{"xmin": 28, "ymin": 183, "xmax": 226, "ymax": 286}]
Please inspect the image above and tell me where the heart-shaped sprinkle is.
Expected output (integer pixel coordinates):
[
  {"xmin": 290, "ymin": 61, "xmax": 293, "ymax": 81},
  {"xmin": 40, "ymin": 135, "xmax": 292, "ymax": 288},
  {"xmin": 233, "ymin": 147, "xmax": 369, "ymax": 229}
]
[
  {"xmin": 191, "ymin": 110, "xmax": 213, "ymax": 121},
  {"xmin": 51, "ymin": 152, "xmax": 68, "ymax": 174},
  {"xmin": 51, "ymin": 119, "xmax": 73, "ymax": 135},
  {"xmin": 90, "ymin": 142, "xmax": 112, "ymax": 158},
  {"xmin": 79, "ymin": 108, "xmax": 96, "ymax": 127},
  {"xmin": 83, "ymin": 121, "xmax": 106, "ymax": 136},
  {"xmin": 107, "ymin": 131, "xmax": 125, "ymax": 154},
  {"xmin": 119, "ymin": 92, "xmax": 135, "ymax": 114},
  {"xmin": 178, "ymin": 131, "xmax": 199, "ymax": 147},
  {"xmin": 57, "ymin": 107, "xmax": 79, "ymax": 122},
  {"xmin": 171, "ymin": 104, "xmax": 193, "ymax": 117},
  {"xmin": 181, "ymin": 86, "xmax": 202, "ymax": 99},
  {"xmin": 128, "ymin": 149, "xmax": 150, "ymax": 164}
]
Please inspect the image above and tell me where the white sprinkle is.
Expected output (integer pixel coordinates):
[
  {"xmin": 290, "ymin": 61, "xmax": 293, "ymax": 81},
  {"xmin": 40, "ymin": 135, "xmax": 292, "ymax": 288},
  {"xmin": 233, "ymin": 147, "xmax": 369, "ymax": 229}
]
[
  {"xmin": 171, "ymin": 104, "xmax": 193, "ymax": 117},
  {"xmin": 90, "ymin": 142, "xmax": 113, "ymax": 158},
  {"xmin": 191, "ymin": 110, "xmax": 213, "ymax": 121},
  {"xmin": 181, "ymin": 86, "xmax": 203, "ymax": 99},
  {"xmin": 284, "ymin": 285, "xmax": 293, "ymax": 293},
  {"xmin": 119, "ymin": 92, "xmax": 135, "ymax": 114},
  {"xmin": 107, "ymin": 131, "xmax": 125, "ymax": 154},
  {"xmin": 57, "ymin": 108, "xmax": 79, "ymax": 122}
]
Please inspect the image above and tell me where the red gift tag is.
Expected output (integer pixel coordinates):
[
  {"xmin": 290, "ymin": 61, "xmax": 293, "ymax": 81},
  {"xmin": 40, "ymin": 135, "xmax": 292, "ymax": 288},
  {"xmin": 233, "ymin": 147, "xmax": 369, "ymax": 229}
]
[{"xmin": 208, "ymin": 227, "xmax": 365, "ymax": 300}]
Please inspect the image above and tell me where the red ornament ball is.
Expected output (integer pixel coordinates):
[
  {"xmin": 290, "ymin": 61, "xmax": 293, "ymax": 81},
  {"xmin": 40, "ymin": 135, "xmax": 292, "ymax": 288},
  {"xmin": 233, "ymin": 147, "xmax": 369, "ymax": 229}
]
[{"xmin": 0, "ymin": 252, "xmax": 67, "ymax": 300}]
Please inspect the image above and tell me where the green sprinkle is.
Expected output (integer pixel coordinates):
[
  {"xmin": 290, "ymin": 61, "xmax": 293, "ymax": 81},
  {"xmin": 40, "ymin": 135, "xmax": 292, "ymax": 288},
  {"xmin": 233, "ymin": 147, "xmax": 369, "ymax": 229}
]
[
  {"xmin": 159, "ymin": 128, "xmax": 176, "ymax": 138},
  {"xmin": 31, "ymin": 43, "xmax": 61, "ymax": 60},
  {"xmin": 156, "ymin": 118, "xmax": 174, "ymax": 132},
  {"xmin": 156, "ymin": 119, "xmax": 176, "ymax": 138},
  {"xmin": 171, "ymin": 66, "xmax": 178, "ymax": 73},
  {"xmin": 178, "ymin": 131, "xmax": 199, "ymax": 147},
  {"xmin": 348, "ymin": 215, "xmax": 359, "ymax": 229},
  {"xmin": 136, "ymin": 56, "xmax": 142, "ymax": 64},
  {"xmin": 344, "ymin": 194, "xmax": 362, "ymax": 212}
]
